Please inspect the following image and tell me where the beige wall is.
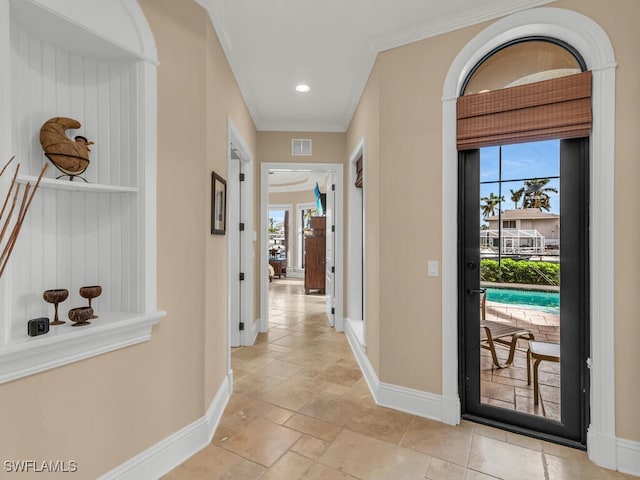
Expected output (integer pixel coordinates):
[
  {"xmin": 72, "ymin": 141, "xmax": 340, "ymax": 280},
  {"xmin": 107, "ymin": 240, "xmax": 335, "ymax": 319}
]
[
  {"xmin": 0, "ymin": 1, "xmax": 256, "ymax": 477},
  {"xmin": 346, "ymin": 67, "xmax": 381, "ymax": 373},
  {"xmin": 202, "ymin": 5, "xmax": 257, "ymax": 403},
  {"xmin": 347, "ymin": 20, "xmax": 481, "ymax": 393},
  {"xmin": 347, "ymin": 0, "xmax": 639, "ymax": 442},
  {"xmin": 257, "ymin": 131, "xmax": 346, "ymax": 165}
]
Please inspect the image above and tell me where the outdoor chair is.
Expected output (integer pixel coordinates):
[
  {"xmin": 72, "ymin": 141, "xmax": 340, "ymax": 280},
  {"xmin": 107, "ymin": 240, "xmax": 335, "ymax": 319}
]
[
  {"xmin": 527, "ymin": 341, "xmax": 560, "ymax": 405},
  {"xmin": 480, "ymin": 290, "xmax": 535, "ymax": 368}
]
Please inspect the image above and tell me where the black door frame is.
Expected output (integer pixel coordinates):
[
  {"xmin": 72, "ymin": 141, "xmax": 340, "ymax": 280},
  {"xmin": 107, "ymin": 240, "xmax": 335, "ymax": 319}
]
[{"xmin": 458, "ymin": 139, "xmax": 590, "ymax": 448}]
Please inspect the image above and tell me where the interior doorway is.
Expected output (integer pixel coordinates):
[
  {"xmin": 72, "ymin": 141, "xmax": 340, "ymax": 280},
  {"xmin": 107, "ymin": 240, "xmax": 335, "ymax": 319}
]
[
  {"xmin": 227, "ymin": 118, "xmax": 254, "ymax": 348},
  {"xmin": 260, "ymin": 162, "xmax": 344, "ymax": 335}
]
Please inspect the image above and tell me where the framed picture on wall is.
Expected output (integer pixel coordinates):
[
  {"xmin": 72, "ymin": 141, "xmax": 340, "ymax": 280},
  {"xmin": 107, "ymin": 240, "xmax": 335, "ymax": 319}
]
[{"xmin": 211, "ymin": 171, "xmax": 227, "ymax": 235}]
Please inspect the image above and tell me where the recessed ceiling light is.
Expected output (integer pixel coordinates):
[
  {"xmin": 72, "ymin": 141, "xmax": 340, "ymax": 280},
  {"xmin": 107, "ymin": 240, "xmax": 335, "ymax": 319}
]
[{"xmin": 295, "ymin": 84, "xmax": 310, "ymax": 93}]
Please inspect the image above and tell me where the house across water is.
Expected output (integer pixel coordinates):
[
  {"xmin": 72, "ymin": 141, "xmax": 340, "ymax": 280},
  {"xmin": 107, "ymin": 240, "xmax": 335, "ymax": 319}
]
[{"xmin": 482, "ymin": 208, "xmax": 560, "ymax": 256}]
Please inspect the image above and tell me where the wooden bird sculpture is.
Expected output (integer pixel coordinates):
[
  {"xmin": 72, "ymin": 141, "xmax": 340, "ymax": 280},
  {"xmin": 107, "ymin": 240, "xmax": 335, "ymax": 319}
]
[{"xmin": 39, "ymin": 117, "xmax": 94, "ymax": 181}]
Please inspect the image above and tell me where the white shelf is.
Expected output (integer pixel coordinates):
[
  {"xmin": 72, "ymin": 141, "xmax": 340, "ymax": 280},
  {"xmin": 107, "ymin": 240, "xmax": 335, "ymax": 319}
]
[
  {"xmin": 0, "ymin": 310, "xmax": 166, "ymax": 384},
  {"xmin": 16, "ymin": 174, "xmax": 138, "ymax": 193}
]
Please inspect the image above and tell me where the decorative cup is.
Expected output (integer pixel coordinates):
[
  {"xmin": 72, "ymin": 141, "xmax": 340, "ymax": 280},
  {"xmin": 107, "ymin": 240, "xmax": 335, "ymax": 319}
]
[
  {"xmin": 43, "ymin": 289, "xmax": 69, "ymax": 325},
  {"xmin": 79, "ymin": 285, "xmax": 102, "ymax": 319},
  {"xmin": 68, "ymin": 306, "xmax": 93, "ymax": 327}
]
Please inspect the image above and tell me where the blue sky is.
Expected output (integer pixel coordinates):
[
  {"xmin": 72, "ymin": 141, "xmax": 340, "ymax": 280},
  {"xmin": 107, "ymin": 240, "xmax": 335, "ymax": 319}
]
[
  {"xmin": 269, "ymin": 210, "xmax": 286, "ymax": 226},
  {"xmin": 480, "ymin": 139, "xmax": 560, "ymax": 215}
]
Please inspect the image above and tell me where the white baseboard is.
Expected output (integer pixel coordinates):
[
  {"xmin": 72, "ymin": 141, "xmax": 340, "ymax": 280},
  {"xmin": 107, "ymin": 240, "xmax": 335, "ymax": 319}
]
[
  {"xmin": 99, "ymin": 371, "xmax": 232, "ymax": 480},
  {"xmin": 345, "ymin": 319, "xmax": 638, "ymax": 475},
  {"xmin": 617, "ymin": 437, "xmax": 640, "ymax": 476},
  {"xmin": 588, "ymin": 427, "xmax": 618, "ymax": 471},
  {"xmin": 345, "ymin": 317, "xmax": 364, "ymax": 346},
  {"xmin": 344, "ymin": 318, "xmax": 445, "ymax": 422}
]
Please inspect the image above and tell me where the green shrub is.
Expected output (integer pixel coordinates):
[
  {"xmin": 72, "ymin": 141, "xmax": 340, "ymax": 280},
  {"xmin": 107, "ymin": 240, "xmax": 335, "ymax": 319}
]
[{"xmin": 480, "ymin": 258, "xmax": 559, "ymax": 285}]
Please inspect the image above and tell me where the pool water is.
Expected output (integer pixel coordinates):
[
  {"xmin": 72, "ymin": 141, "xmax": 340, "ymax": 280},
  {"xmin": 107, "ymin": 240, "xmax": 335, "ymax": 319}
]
[{"xmin": 485, "ymin": 287, "xmax": 560, "ymax": 315}]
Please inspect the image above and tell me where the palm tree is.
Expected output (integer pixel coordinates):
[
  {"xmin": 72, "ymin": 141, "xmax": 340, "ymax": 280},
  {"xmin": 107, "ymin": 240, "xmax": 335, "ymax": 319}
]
[
  {"xmin": 480, "ymin": 193, "xmax": 504, "ymax": 219},
  {"xmin": 522, "ymin": 178, "xmax": 558, "ymax": 211},
  {"xmin": 510, "ymin": 187, "xmax": 525, "ymax": 209}
]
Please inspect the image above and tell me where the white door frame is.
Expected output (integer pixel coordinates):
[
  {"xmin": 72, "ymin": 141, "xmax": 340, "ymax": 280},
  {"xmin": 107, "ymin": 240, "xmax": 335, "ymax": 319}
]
[
  {"xmin": 324, "ymin": 172, "xmax": 336, "ymax": 326},
  {"xmin": 260, "ymin": 162, "xmax": 344, "ymax": 332},
  {"xmin": 346, "ymin": 136, "xmax": 366, "ymax": 347},
  {"xmin": 441, "ymin": 7, "xmax": 617, "ymax": 469},
  {"xmin": 227, "ymin": 117, "xmax": 254, "ymax": 354}
]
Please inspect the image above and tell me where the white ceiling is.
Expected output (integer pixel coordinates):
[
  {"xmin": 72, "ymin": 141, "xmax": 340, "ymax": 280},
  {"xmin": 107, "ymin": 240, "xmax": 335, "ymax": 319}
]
[
  {"xmin": 268, "ymin": 170, "xmax": 330, "ymax": 194},
  {"xmin": 195, "ymin": 0, "xmax": 552, "ymax": 132}
]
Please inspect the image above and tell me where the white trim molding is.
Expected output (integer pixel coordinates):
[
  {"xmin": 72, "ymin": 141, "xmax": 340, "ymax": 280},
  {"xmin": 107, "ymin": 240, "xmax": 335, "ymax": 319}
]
[
  {"xmin": 98, "ymin": 371, "xmax": 233, "ymax": 480},
  {"xmin": 345, "ymin": 317, "xmax": 444, "ymax": 422},
  {"xmin": 347, "ymin": 136, "xmax": 367, "ymax": 346},
  {"xmin": 442, "ymin": 7, "xmax": 617, "ymax": 469},
  {"xmin": 617, "ymin": 438, "xmax": 640, "ymax": 477},
  {"xmin": 0, "ymin": 312, "xmax": 164, "ymax": 384}
]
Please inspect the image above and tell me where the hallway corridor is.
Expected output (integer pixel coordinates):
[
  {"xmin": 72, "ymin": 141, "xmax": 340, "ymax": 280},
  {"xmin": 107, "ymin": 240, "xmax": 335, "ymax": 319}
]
[{"xmin": 164, "ymin": 279, "xmax": 630, "ymax": 479}]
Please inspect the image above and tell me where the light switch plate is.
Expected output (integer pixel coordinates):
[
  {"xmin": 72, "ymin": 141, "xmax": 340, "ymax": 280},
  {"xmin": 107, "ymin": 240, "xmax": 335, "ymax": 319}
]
[{"xmin": 428, "ymin": 260, "xmax": 439, "ymax": 277}]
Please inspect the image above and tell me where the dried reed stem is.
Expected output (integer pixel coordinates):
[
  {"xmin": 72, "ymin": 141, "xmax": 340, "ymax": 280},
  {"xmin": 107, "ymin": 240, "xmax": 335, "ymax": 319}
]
[
  {"xmin": 0, "ymin": 162, "xmax": 20, "ymax": 221},
  {"xmin": 0, "ymin": 162, "xmax": 49, "ymax": 278},
  {"xmin": 0, "ymin": 155, "xmax": 15, "ymax": 177},
  {"xmin": 0, "ymin": 183, "xmax": 20, "ymax": 246},
  {"xmin": 0, "ymin": 182, "xmax": 30, "ymax": 268},
  {"xmin": 18, "ymin": 163, "xmax": 48, "ymax": 224}
]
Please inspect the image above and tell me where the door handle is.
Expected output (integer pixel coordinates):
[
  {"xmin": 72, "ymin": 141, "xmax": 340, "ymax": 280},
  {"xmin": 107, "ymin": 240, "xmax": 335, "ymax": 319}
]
[{"xmin": 467, "ymin": 288, "xmax": 486, "ymax": 296}]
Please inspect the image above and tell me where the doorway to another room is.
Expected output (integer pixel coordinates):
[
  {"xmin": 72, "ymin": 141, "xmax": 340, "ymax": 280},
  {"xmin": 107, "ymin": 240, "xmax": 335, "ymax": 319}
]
[
  {"xmin": 260, "ymin": 163, "xmax": 344, "ymax": 336},
  {"xmin": 227, "ymin": 118, "xmax": 254, "ymax": 349}
]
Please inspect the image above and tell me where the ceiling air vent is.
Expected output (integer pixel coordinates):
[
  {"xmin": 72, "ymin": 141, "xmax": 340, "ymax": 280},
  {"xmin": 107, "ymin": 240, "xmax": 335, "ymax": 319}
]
[{"xmin": 292, "ymin": 138, "xmax": 312, "ymax": 156}]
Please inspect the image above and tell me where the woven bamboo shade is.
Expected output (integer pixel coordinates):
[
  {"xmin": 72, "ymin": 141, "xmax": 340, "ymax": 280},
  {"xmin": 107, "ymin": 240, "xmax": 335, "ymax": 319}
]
[
  {"xmin": 457, "ymin": 71, "xmax": 592, "ymax": 150},
  {"xmin": 355, "ymin": 156, "xmax": 363, "ymax": 188}
]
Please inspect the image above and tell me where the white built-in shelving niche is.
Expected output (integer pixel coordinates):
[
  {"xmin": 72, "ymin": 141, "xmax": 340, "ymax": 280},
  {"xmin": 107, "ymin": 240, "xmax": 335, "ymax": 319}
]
[{"xmin": 0, "ymin": 0, "xmax": 164, "ymax": 383}]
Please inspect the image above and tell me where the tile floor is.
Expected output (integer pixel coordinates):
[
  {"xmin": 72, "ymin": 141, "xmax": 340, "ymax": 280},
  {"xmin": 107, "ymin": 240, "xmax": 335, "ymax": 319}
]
[
  {"xmin": 163, "ymin": 278, "xmax": 633, "ymax": 479},
  {"xmin": 480, "ymin": 301, "xmax": 560, "ymax": 420}
]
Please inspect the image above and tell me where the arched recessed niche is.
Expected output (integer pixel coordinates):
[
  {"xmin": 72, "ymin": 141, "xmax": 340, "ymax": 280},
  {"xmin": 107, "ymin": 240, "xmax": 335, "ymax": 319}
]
[{"xmin": 0, "ymin": 0, "xmax": 164, "ymax": 383}]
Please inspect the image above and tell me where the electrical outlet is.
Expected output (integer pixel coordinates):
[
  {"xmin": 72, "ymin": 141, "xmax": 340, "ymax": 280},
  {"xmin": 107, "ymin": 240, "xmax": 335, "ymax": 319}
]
[{"xmin": 27, "ymin": 317, "xmax": 50, "ymax": 336}]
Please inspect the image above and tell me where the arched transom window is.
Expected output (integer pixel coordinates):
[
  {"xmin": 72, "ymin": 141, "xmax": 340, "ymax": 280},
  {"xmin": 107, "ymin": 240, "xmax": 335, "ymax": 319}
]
[
  {"xmin": 462, "ymin": 38, "xmax": 585, "ymax": 96},
  {"xmin": 457, "ymin": 38, "xmax": 591, "ymax": 150}
]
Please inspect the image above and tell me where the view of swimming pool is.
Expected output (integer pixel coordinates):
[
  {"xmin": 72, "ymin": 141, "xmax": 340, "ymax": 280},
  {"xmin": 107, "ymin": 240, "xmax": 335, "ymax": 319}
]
[{"xmin": 485, "ymin": 287, "xmax": 560, "ymax": 315}]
